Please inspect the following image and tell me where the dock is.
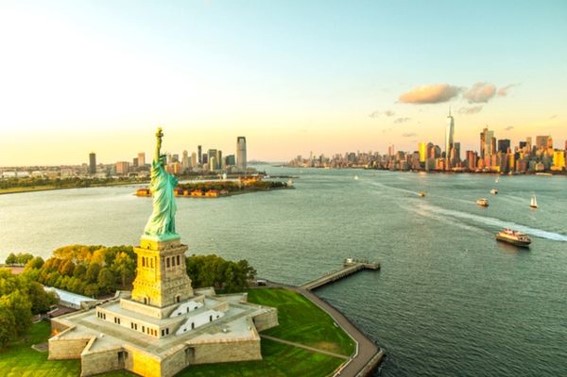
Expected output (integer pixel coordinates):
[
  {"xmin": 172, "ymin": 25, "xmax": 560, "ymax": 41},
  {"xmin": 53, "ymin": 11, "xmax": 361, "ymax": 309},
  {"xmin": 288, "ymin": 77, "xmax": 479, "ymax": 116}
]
[
  {"xmin": 258, "ymin": 259, "xmax": 383, "ymax": 376},
  {"xmin": 301, "ymin": 260, "xmax": 380, "ymax": 291}
]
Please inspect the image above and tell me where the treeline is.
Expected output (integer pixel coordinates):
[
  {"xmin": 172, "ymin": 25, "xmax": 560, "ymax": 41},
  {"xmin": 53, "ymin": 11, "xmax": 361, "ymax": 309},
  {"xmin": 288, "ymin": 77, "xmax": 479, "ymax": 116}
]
[
  {"xmin": 19, "ymin": 245, "xmax": 256, "ymax": 297},
  {"xmin": 186, "ymin": 254, "xmax": 256, "ymax": 293},
  {"xmin": 0, "ymin": 269, "xmax": 58, "ymax": 348},
  {"xmin": 0, "ymin": 176, "xmax": 147, "ymax": 191},
  {"xmin": 4, "ymin": 252, "xmax": 34, "ymax": 266},
  {"xmin": 177, "ymin": 180, "xmax": 288, "ymax": 194},
  {"xmin": 25, "ymin": 245, "xmax": 137, "ymax": 298}
]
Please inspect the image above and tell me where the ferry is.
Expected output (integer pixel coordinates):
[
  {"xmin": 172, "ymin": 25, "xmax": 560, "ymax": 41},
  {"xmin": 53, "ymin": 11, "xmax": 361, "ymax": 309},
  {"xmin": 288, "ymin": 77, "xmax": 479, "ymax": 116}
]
[
  {"xmin": 476, "ymin": 198, "xmax": 489, "ymax": 207},
  {"xmin": 496, "ymin": 228, "xmax": 532, "ymax": 247},
  {"xmin": 490, "ymin": 188, "xmax": 498, "ymax": 195}
]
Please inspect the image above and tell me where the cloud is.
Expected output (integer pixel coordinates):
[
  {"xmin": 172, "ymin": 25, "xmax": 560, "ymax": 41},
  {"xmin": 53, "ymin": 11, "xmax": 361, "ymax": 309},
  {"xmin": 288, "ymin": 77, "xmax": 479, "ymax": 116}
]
[
  {"xmin": 549, "ymin": 114, "xmax": 558, "ymax": 119},
  {"xmin": 504, "ymin": 126, "xmax": 514, "ymax": 131},
  {"xmin": 402, "ymin": 132, "xmax": 416, "ymax": 137},
  {"xmin": 458, "ymin": 106, "xmax": 483, "ymax": 114},
  {"xmin": 369, "ymin": 110, "xmax": 395, "ymax": 118},
  {"xmin": 463, "ymin": 82, "xmax": 496, "ymax": 103},
  {"xmin": 497, "ymin": 84, "xmax": 517, "ymax": 97},
  {"xmin": 398, "ymin": 84, "xmax": 461, "ymax": 104},
  {"xmin": 394, "ymin": 117, "xmax": 411, "ymax": 124}
]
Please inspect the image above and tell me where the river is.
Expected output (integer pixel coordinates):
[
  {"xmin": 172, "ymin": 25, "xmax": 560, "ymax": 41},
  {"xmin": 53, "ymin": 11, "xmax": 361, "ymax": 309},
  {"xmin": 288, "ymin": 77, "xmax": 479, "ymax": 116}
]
[{"xmin": 0, "ymin": 167, "xmax": 565, "ymax": 376}]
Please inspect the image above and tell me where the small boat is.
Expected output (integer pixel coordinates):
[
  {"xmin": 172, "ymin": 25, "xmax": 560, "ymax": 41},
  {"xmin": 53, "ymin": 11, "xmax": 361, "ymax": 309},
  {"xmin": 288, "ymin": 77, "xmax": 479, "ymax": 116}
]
[
  {"xmin": 476, "ymin": 198, "xmax": 489, "ymax": 207},
  {"xmin": 530, "ymin": 194, "xmax": 538, "ymax": 209},
  {"xmin": 418, "ymin": 192, "xmax": 426, "ymax": 197},
  {"xmin": 354, "ymin": 175, "xmax": 359, "ymax": 180},
  {"xmin": 496, "ymin": 228, "xmax": 531, "ymax": 247},
  {"xmin": 490, "ymin": 188, "xmax": 498, "ymax": 195}
]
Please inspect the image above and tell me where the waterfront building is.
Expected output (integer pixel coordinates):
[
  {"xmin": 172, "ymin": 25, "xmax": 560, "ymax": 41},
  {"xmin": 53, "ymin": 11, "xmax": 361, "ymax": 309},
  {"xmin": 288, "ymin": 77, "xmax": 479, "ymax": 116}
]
[
  {"xmin": 182, "ymin": 150, "xmax": 190, "ymax": 172},
  {"xmin": 138, "ymin": 152, "xmax": 146, "ymax": 168},
  {"xmin": 236, "ymin": 136, "xmax": 247, "ymax": 171},
  {"xmin": 445, "ymin": 110, "xmax": 455, "ymax": 170},
  {"xmin": 535, "ymin": 135, "xmax": 549, "ymax": 150},
  {"xmin": 552, "ymin": 150, "xmax": 565, "ymax": 171},
  {"xmin": 225, "ymin": 154, "xmax": 236, "ymax": 167},
  {"xmin": 498, "ymin": 139, "xmax": 511, "ymax": 153},
  {"xmin": 480, "ymin": 128, "xmax": 496, "ymax": 159},
  {"xmin": 89, "ymin": 152, "xmax": 96, "ymax": 174},
  {"xmin": 418, "ymin": 142, "xmax": 427, "ymax": 163},
  {"xmin": 115, "ymin": 161, "xmax": 130, "ymax": 176}
]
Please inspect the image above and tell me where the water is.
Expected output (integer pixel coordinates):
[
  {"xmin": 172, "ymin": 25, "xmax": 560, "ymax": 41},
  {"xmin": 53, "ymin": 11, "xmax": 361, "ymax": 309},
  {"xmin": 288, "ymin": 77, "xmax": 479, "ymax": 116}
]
[{"xmin": 1, "ymin": 168, "xmax": 565, "ymax": 376}]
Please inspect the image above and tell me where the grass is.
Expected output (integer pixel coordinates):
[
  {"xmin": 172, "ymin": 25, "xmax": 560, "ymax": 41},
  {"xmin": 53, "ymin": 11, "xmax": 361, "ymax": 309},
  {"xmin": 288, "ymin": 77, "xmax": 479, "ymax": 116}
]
[
  {"xmin": 0, "ymin": 288, "xmax": 352, "ymax": 377},
  {"xmin": 247, "ymin": 288, "xmax": 356, "ymax": 356}
]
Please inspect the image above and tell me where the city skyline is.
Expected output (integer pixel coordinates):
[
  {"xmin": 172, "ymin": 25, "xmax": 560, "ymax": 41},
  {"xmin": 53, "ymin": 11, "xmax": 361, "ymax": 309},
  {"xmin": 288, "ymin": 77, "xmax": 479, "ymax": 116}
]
[{"xmin": 1, "ymin": 1, "xmax": 566, "ymax": 166}]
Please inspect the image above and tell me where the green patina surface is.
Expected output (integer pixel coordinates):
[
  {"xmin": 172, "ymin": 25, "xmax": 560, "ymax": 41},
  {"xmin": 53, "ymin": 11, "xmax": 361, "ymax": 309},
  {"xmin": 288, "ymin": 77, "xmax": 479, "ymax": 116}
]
[{"xmin": 143, "ymin": 128, "xmax": 179, "ymax": 240}]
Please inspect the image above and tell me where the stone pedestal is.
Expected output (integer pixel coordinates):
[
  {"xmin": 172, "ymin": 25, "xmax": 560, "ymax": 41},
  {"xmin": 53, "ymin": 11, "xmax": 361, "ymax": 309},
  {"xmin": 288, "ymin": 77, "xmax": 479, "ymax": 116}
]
[{"xmin": 131, "ymin": 236, "xmax": 193, "ymax": 309}]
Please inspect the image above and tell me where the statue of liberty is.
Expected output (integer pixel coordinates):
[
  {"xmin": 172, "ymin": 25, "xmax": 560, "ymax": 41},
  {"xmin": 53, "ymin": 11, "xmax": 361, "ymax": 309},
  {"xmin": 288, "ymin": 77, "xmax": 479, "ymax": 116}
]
[{"xmin": 144, "ymin": 127, "xmax": 178, "ymax": 239}]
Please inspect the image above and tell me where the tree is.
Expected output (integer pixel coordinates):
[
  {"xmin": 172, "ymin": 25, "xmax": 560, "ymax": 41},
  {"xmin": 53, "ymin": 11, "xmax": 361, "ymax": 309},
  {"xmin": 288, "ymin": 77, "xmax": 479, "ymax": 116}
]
[
  {"xmin": 26, "ymin": 281, "xmax": 57, "ymax": 314},
  {"xmin": 85, "ymin": 263, "xmax": 101, "ymax": 283},
  {"xmin": 97, "ymin": 267, "xmax": 115, "ymax": 294},
  {"xmin": 0, "ymin": 290, "xmax": 32, "ymax": 336},
  {"xmin": 111, "ymin": 251, "xmax": 135, "ymax": 289},
  {"xmin": 0, "ymin": 304, "xmax": 16, "ymax": 348},
  {"xmin": 5, "ymin": 253, "xmax": 17, "ymax": 265},
  {"xmin": 25, "ymin": 256, "xmax": 44, "ymax": 270},
  {"xmin": 58, "ymin": 259, "xmax": 75, "ymax": 277}
]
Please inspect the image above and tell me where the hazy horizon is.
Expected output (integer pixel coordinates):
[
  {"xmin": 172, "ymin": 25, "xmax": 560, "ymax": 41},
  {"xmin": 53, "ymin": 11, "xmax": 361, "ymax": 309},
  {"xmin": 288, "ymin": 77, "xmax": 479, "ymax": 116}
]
[{"xmin": 1, "ymin": 1, "xmax": 566, "ymax": 166}]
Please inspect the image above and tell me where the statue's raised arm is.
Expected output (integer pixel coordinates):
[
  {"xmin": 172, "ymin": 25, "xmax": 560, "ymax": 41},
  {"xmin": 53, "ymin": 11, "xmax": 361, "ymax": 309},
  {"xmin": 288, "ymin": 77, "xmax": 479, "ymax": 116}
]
[
  {"xmin": 143, "ymin": 127, "xmax": 179, "ymax": 240},
  {"xmin": 154, "ymin": 128, "xmax": 163, "ymax": 163}
]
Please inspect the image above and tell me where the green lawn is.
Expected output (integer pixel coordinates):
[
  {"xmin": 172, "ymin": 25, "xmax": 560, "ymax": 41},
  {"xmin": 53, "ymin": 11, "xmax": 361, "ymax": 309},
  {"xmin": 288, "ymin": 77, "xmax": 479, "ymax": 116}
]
[
  {"xmin": 247, "ymin": 288, "xmax": 355, "ymax": 356},
  {"xmin": 0, "ymin": 288, "xmax": 352, "ymax": 377}
]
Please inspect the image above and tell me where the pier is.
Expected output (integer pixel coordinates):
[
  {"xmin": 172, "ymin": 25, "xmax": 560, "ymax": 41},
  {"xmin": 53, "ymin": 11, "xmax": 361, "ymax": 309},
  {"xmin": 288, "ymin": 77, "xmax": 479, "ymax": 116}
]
[
  {"xmin": 301, "ymin": 260, "xmax": 380, "ymax": 291},
  {"xmin": 298, "ymin": 259, "xmax": 382, "ymax": 376},
  {"xmin": 259, "ymin": 259, "xmax": 383, "ymax": 376}
]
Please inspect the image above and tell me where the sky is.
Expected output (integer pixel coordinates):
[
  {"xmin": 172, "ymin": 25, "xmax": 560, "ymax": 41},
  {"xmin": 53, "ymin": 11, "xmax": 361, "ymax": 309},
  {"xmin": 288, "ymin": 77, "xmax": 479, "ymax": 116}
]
[{"xmin": 1, "ymin": 0, "xmax": 566, "ymax": 166}]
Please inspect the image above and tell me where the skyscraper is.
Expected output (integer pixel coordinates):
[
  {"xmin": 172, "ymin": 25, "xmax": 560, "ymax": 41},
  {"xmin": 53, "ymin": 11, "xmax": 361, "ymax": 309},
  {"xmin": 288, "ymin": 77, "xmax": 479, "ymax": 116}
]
[
  {"xmin": 237, "ymin": 136, "xmax": 247, "ymax": 171},
  {"xmin": 138, "ymin": 152, "xmax": 146, "ymax": 167},
  {"xmin": 89, "ymin": 152, "xmax": 96, "ymax": 174},
  {"xmin": 197, "ymin": 145, "xmax": 202, "ymax": 164},
  {"xmin": 480, "ymin": 128, "xmax": 495, "ymax": 159},
  {"xmin": 445, "ymin": 110, "xmax": 454, "ymax": 169}
]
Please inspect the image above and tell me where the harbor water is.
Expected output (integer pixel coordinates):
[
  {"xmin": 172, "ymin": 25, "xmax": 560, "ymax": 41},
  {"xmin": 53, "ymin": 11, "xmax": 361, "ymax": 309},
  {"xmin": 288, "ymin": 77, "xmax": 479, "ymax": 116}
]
[{"xmin": 0, "ymin": 168, "xmax": 565, "ymax": 376}]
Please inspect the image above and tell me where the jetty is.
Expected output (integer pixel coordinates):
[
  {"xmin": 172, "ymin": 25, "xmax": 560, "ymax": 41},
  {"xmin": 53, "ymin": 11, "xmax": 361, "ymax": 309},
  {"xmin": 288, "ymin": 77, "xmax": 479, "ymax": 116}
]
[
  {"xmin": 298, "ymin": 259, "xmax": 382, "ymax": 377},
  {"xmin": 301, "ymin": 259, "xmax": 380, "ymax": 291}
]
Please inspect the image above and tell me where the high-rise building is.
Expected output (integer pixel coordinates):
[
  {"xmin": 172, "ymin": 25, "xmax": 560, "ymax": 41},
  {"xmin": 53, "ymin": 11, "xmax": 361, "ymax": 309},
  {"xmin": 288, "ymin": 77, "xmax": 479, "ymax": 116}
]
[
  {"xmin": 138, "ymin": 152, "xmax": 146, "ymax": 167},
  {"xmin": 207, "ymin": 149, "xmax": 217, "ymax": 170},
  {"xmin": 236, "ymin": 136, "xmax": 247, "ymax": 171},
  {"xmin": 498, "ymin": 139, "xmax": 511, "ymax": 153},
  {"xmin": 89, "ymin": 152, "xmax": 96, "ymax": 174},
  {"xmin": 445, "ymin": 110, "xmax": 454, "ymax": 169},
  {"xmin": 115, "ymin": 161, "xmax": 130, "ymax": 175},
  {"xmin": 418, "ymin": 142, "xmax": 427, "ymax": 163},
  {"xmin": 480, "ymin": 128, "xmax": 495, "ymax": 158},
  {"xmin": 535, "ymin": 136, "xmax": 549, "ymax": 150},
  {"xmin": 197, "ymin": 145, "xmax": 202, "ymax": 164},
  {"xmin": 182, "ymin": 150, "xmax": 190, "ymax": 172}
]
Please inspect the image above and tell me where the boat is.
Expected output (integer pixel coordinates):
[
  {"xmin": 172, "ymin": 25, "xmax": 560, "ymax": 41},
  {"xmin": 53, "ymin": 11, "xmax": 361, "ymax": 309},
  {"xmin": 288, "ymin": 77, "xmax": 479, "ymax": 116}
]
[
  {"xmin": 530, "ymin": 194, "xmax": 538, "ymax": 209},
  {"xmin": 496, "ymin": 228, "xmax": 532, "ymax": 247},
  {"xmin": 476, "ymin": 198, "xmax": 489, "ymax": 207},
  {"xmin": 418, "ymin": 191, "xmax": 426, "ymax": 197},
  {"xmin": 354, "ymin": 175, "xmax": 359, "ymax": 180},
  {"xmin": 490, "ymin": 188, "xmax": 498, "ymax": 195}
]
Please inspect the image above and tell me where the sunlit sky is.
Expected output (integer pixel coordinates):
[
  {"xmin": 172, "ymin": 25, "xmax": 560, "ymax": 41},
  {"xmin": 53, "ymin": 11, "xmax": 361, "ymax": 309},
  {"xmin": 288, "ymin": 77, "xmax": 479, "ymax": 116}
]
[{"xmin": 1, "ymin": 0, "xmax": 566, "ymax": 166}]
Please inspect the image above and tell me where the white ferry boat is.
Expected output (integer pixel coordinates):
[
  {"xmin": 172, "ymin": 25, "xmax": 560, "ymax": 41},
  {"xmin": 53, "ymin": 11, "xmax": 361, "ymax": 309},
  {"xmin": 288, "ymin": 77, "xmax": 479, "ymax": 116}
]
[{"xmin": 496, "ymin": 228, "xmax": 532, "ymax": 247}]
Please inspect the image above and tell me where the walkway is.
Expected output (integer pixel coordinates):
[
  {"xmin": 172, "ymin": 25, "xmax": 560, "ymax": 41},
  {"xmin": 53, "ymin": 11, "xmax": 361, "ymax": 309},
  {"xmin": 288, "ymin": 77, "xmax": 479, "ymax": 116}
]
[{"xmin": 260, "ymin": 334, "xmax": 349, "ymax": 360}]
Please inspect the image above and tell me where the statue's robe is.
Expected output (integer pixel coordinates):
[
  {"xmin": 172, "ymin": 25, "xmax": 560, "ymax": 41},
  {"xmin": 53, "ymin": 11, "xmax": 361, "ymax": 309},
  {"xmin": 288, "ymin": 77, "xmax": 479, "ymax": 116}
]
[{"xmin": 144, "ymin": 159, "xmax": 178, "ymax": 237}]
